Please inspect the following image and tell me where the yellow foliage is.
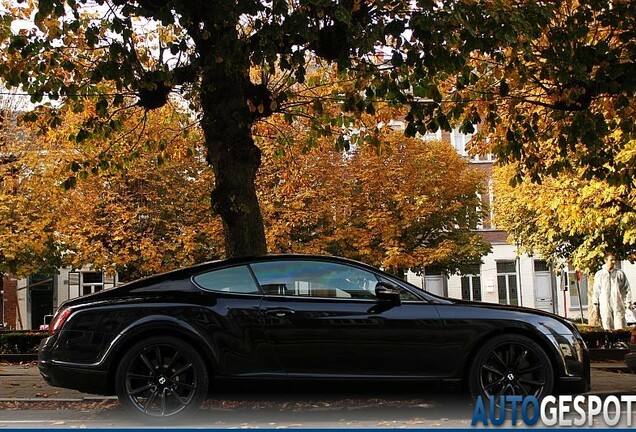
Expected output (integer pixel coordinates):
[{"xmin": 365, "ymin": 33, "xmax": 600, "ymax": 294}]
[
  {"xmin": 257, "ymin": 116, "xmax": 489, "ymax": 272},
  {"xmin": 493, "ymin": 160, "xmax": 636, "ymax": 272},
  {"xmin": 0, "ymin": 102, "xmax": 223, "ymax": 279}
]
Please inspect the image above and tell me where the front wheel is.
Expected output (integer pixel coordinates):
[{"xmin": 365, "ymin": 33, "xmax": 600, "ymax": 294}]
[
  {"xmin": 469, "ymin": 334, "xmax": 554, "ymax": 402},
  {"xmin": 115, "ymin": 336, "xmax": 209, "ymax": 420}
]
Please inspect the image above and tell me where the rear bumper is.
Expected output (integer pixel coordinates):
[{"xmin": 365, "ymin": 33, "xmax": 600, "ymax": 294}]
[{"xmin": 38, "ymin": 338, "xmax": 113, "ymax": 396}]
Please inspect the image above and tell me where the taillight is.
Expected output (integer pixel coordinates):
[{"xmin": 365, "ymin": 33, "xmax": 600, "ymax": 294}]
[
  {"xmin": 49, "ymin": 307, "xmax": 73, "ymax": 335},
  {"xmin": 632, "ymin": 330, "xmax": 636, "ymax": 345}
]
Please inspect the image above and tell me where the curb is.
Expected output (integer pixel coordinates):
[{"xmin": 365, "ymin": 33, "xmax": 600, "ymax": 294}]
[
  {"xmin": 591, "ymin": 366, "xmax": 631, "ymax": 373},
  {"xmin": 0, "ymin": 396, "xmax": 117, "ymax": 403},
  {"xmin": 589, "ymin": 348, "xmax": 629, "ymax": 362}
]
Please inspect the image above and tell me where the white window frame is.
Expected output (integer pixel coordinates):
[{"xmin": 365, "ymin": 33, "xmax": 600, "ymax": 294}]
[
  {"xmin": 461, "ymin": 266, "xmax": 482, "ymax": 301},
  {"xmin": 497, "ymin": 261, "xmax": 519, "ymax": 306}
]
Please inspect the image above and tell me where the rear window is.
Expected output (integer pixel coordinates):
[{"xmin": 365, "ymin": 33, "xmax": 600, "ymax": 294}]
[{"xmin": 193, "ymin": 266, "xmax": 260, "ymax": 294}]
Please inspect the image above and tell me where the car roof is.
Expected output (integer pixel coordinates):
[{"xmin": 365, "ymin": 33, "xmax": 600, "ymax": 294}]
[
  {"xmin": 124, "ymin": 254, "xmax": 386, "ymax": 287},
  {"xmin": 191, "ymin": 254, "xmax": 382, "ymax": 276}
]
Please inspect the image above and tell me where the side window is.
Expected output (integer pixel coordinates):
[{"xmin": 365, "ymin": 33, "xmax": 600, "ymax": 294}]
[
  {"xmin": 193, "ymin": 266, "xmax": 260, "ymax": 294},
  {"xmin": 250, "ymin": 260, "xmax": 379, "ymax": 299}
]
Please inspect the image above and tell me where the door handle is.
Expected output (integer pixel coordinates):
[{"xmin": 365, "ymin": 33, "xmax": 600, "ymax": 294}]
[{"xmin": 264, "ymin": 308, "xmax": 296, "ymax": 317}]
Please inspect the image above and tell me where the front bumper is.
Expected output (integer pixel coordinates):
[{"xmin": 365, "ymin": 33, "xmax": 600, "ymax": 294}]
[
  {"xmin": 558, "ymin": 375, "xmax": 591, "ymax": 394},
  {"xmin": 553, "ymin": 333, "xmax": 591, "ymax": 394}
]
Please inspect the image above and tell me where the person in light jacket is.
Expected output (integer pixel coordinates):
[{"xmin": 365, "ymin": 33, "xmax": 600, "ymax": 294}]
[{"xmin": 593, "ymin": 252, "xmax": 631, "ymax": 330}]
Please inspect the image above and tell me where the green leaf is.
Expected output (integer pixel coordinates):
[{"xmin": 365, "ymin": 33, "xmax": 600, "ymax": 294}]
[
  {"xmin": 76, "ymin": 129, "xmax": 90, "ymax": 143},
  {"xmin": 428, "ymin": 84, "xmax": 442, "ymax": 103},
  {"xmin": 499, "ymin": 80, "xmax": 510, "ymax": 97},
  {"xmin": 62, "ymin": 176, "xmax": 77, "ymax": 190},
  {"xmin": 96, "ymin": 98, "xmax": 108, "ymax": 117},
  {"xmin": 334, "ymin": 6, "xmax": 351, "ymax": 24},
  {"xmin": 412, "ymin": 85, "xmax": 427, "ymax": 98}
]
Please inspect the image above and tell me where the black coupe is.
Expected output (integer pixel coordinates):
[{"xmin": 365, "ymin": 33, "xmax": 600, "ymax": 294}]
[{"xmin": 39, "ymin": 254, "xmax": 590, "ymax": 419}]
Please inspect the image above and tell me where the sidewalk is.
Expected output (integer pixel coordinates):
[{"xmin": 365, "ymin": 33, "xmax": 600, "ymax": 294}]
[
  {"xmin": 0, "ymin": 362, "xmax": 116, "ymax": 402},
  {"xmin": 583, "ymin": 361, "xmax": 636, "ymax": 397},
  {"xmin": 1, "ymin": 362, "xmax": 634, "ymax": 402}
]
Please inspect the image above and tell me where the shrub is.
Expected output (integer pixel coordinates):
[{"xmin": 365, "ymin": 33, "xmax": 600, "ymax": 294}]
[
  {"xmin": 576, "ymin": 325, "xmax": 632, "ymax": 349},
  {"xmin": 0, "ymin": 331, "xmax": 48, "ymax": 354}
]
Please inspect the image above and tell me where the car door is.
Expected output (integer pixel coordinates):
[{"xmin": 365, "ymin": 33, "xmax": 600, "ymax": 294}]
[
  {"xmin": 192, "ymin": 265, "xmax": 281, "ymax": 377},
  {"xmin": 251, "ymin": 259, "xmax": 446, "ymax": 378}
]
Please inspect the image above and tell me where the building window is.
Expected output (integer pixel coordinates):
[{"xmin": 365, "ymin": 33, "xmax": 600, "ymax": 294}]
[
  {"xmin": 475, "ymin": 192, "xmax": 484, "ymax": 230},
  {"xmin": 425, "ymin": 267, "xmax": 444, "ymax": 276},
  {"xmin": 450, "ymin": 126, "xmax": 472, "ymax": 157},
  {"xmin": 81, "ymin": 272, "xmax": 103, "ymax": 296},
  {"xmin": 421, "ymin": 128, "xmax": 442, "ymax": 142},
  {"xmin": 461, "ymin": 265, "xmax": 482, "ymax": 301},
  {"xmin": 488, "ymin": 179, "xmax": 495, "ymax": 229},
  {"xmin": 472, "ymin": 153, "xmax": 494, "ymax": 162},
  {"xmin": 497, "ymin": 261, "xmax": 518, "ymax": 306},
  {"xmin": 534, "ymin": 260, "xmax": 550, "ymax": 272}
]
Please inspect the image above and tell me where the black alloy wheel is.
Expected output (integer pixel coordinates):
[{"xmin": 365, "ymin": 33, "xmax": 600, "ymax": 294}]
[
  {"xmin": 115, "ymin": 336, "xmax": 209, "ymax": 419},
  {"xmin": 469, "ymin": 334, "xmax": 554, "ymax": 401}
]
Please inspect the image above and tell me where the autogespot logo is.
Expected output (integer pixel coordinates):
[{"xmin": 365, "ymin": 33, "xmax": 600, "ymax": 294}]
[{"xmin": 471, "ymin": 395, "xmax": 636, "ymax": 427}]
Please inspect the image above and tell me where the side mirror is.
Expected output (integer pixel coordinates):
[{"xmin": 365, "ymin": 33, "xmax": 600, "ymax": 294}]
[{"xmin": 375, "ymin": 282, "xmax": 401, "ymax": 305}]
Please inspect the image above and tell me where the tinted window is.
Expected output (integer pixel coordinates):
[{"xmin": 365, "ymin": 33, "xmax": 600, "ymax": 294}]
[
  {"xmin": 193, "ymin": 266, "xmax": 260, "ymax": 294},
  {"xmin": 534, "ymin": 260, "xmax": 549, "ymax": 272},
  {"xmin": 497, "ymin": 261, "xmax": 516, "ymax": 273},
  {"xmin": 250, "ymin": 260, "xmax": 378, "ymax": 299}
]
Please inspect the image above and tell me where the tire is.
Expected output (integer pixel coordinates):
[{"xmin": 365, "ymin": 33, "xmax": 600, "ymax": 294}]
[
  {"xmin": 115, "ymin": 336, "xmax": 209, "ymax": 420},
  {"xmin": 469, "ymin": 334, "xmax": 554, "ymax": 402}
]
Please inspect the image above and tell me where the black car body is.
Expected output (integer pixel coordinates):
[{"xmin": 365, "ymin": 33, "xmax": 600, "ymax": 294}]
[
  {"xmin": 626, "ymin": 327, "xmax": 636, "ymax": 373},
  {"xmin": 39, "ymin": 254, "xmax": 590, "ymax": 419}
]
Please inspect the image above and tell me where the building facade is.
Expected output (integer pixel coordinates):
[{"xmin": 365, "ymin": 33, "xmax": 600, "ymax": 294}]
[
  {"xmin": 406, "ymin": 127, "xmax": 635, "ymax": 320},
  {"xmin": 2, "ymin": 268, "xmax": 117, "ymax": 330}
]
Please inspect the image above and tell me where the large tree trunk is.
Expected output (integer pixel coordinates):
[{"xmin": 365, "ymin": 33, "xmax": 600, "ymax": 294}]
[
  {"xmin": 199, "ymin": 71, "xmax": 267, "ymax": 258},
  {"xmin": 183, "ymin": 7, "xmax": 268, "ymax": 259}
]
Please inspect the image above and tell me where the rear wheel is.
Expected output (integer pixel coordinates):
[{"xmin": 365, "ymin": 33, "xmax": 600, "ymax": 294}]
[
  {"xmin": 469, "ymin": 334, "xmax": 554, "ymax": 402},
  {"xmin": 115, "ymin": 336, "xmax": 209, "ymax": 420}
]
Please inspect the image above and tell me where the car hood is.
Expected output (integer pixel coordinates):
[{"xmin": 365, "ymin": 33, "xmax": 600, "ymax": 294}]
[{"xmin": 447, "ymin": 298, "xmax": 582, "ymax": 334}]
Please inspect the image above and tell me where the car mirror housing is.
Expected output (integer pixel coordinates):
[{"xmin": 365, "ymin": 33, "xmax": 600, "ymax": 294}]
[{"xmin": 375, "ymin": 282, "xmax": 401, "ymax": 305}]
